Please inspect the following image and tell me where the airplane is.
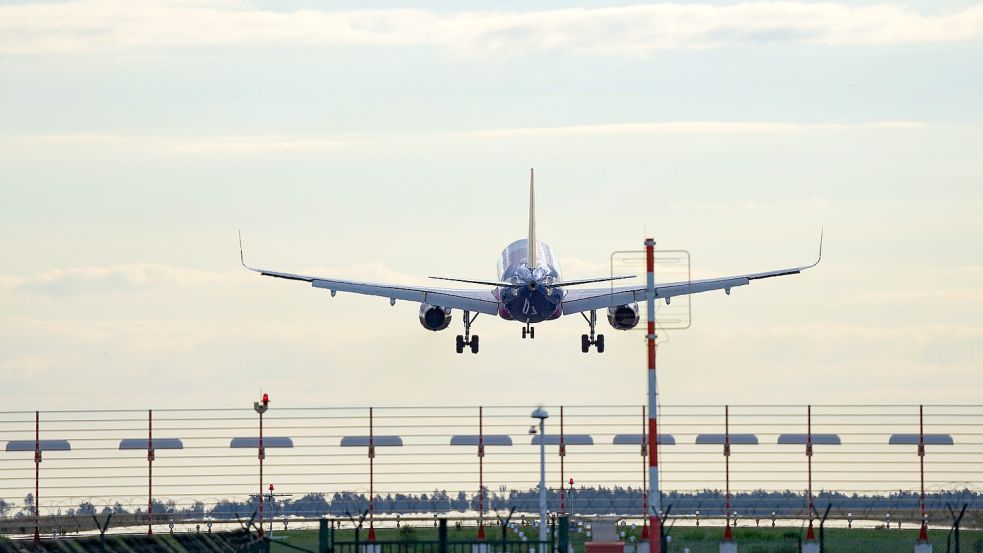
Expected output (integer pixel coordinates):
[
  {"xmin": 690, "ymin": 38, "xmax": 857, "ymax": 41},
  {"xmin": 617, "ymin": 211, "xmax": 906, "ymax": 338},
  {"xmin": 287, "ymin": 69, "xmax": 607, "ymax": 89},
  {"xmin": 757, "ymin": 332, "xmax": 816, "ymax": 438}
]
[{"xmin": 240, "ymin": 169, "xmax": 821, "ymax": 354}]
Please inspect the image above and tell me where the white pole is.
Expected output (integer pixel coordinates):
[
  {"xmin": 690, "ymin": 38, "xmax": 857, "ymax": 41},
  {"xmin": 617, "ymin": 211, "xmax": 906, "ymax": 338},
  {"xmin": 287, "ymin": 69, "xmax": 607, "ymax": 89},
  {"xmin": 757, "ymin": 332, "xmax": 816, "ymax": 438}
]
[{"xmin": 539, "ymin": 417, "xmax": 548, "ymax": 546}]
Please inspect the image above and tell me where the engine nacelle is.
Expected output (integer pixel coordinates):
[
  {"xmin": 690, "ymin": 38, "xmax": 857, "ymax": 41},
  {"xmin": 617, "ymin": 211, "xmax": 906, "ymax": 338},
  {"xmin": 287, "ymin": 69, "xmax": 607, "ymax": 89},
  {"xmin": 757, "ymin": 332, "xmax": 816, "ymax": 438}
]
[
  {"xmin": 419, "ymin": 303, "xmax": 453, "ymax": 331},
  {"xmin": 607, "ymin": 303, "xmax": 640, "ymax": 330}
]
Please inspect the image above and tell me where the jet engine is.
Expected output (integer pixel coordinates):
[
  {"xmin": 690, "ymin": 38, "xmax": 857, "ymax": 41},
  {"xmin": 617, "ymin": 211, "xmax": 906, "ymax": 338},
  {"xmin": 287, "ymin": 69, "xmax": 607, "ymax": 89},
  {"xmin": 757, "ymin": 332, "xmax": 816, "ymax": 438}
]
[
  {"xmin": 419, "ymin": 303, "xmax": 453, "ymax": 331},
  {"xmin": 607, "ymin": 303, "xmax": 640, "ymax": 330}
]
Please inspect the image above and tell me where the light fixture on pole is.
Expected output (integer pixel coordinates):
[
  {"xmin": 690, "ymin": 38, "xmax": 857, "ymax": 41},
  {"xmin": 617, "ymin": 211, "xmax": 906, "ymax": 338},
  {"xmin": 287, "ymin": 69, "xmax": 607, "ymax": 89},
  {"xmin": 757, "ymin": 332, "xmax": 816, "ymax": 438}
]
[
  {"xmin": 6, "ymin": 426, "xmax": 71, "ymax": 546},
  {"xmin": 340, "ymin": 425, "xmax": 404, "ymax": 544},
  {"xmin": 888, "ymin": 405, "xmax": 954, "ymax": 552},
  {"xmin": 530, "ymin": 406, "xmax": 550, "ymax": 549},
  {"xmin": 695, "ymin": 407, "xmax": 759, "ymax": 548},
  {"xmin": 119, "ymin": 430, "xmax": 184, "ymax": 538},
  {"xmin": 777, "ymin": 408, "xmax": 841, "ymax": 553},
  {"xmin": 449, "ymin": 408, "xmax": 513, "ymax": 543}
]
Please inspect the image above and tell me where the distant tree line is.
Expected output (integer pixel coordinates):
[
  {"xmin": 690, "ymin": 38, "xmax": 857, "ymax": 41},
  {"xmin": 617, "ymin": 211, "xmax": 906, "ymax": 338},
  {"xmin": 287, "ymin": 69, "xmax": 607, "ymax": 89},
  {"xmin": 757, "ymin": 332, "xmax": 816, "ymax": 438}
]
[{"xmin": 1, "ymin": 487, "xmax": 979, "ymax": 521}]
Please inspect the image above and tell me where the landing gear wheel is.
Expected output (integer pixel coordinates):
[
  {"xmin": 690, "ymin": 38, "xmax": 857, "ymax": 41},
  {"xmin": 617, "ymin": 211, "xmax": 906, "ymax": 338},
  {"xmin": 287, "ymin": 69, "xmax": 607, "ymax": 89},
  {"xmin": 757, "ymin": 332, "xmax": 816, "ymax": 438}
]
[
  {"xmin": 529, "ymin": 327, "xmax": 535, "ymax": 339},
  {"xmin": 522, "ymin": 327, "xmax": 527, "ymax": 339},
  {"xmin": 580, "ymin": 310, "xmax": 604, "ymax": 352},
  {"xmin": 457, "ymin": 310, "xmax": 480, "ymax": 354}
]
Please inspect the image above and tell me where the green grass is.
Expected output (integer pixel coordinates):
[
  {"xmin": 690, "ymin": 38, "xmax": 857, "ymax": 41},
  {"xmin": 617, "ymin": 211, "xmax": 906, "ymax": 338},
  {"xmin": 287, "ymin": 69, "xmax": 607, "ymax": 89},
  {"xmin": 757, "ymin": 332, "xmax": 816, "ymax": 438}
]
[
  {"xmin": 264, "ymin": 526, "xmax": 983, "ymax": 553},
  {"xmin": 2, "ymin": 526, "xmax": 980, "ymax": 553}
]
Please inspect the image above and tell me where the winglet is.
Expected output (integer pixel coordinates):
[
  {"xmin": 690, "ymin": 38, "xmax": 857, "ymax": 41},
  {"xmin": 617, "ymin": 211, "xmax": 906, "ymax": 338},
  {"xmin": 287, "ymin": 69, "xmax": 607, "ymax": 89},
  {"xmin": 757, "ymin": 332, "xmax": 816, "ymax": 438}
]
[
  {"xmin": 803, "ymin": 227, "xmax": 824, "ymax": 269},
  {"xmin": 528, "ymin": 168, "xmax": 537, "ymax": 269},
  {"xmin": 238, "ymin": 230, "xmax": 250, "ymax": 270}
]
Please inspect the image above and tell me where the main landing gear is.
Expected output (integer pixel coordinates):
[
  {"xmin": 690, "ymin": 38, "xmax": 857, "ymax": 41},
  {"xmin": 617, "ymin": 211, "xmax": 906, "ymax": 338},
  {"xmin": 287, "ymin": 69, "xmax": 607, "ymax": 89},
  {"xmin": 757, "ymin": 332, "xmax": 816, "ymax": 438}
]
[
  {"xmin": 522, "ymin": 322, "xmax": 535, "ymax": 339},
  {"xmin": 580, "ymin": 310, "xmax": 605, "ymax": 353},
  {"xmin": 456, "ymin": 310, "xmax": 479, "ymax": 354}
]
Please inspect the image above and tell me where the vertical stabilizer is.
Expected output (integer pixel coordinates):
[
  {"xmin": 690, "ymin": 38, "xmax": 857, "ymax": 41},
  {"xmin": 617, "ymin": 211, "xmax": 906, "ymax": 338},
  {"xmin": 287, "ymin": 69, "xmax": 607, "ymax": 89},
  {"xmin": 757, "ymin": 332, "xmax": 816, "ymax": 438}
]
[{"xmin": 528, "ymin": 168, "xmax": 537, "ymax": 268}]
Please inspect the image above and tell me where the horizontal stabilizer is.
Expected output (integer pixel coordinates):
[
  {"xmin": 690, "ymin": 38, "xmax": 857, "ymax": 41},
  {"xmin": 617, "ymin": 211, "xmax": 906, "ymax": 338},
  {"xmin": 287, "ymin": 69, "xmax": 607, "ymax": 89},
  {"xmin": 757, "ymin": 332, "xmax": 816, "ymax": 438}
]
[
  {"xmin": 429, "ymin": 276, "xmax": 518, "ymax": 288},
  {"xmin": 429, "ymin": 275, "xmax": 636, "ymax": 288},
  {"xmin": 553, "ymin": 275, "xmax": 636, "ymax": 287}
]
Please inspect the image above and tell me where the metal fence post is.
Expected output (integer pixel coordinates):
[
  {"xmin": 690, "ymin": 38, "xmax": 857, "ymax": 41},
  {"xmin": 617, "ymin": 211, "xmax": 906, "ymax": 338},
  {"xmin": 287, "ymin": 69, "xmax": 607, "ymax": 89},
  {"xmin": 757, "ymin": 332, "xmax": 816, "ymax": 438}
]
[
  {"xmin": 439, "ymin": 518, "xmax": 448, "ymax": 553},
  {"xmin": 558, "ymin": 516, "xmax": 569, "ymax": 553},
  {"xmin": 320, "ymin": 519, "xmax": 334, "ymax": 553},
  {"xmin": 550, "ymin": 515, "xmax": 555, "ymax": 553}
]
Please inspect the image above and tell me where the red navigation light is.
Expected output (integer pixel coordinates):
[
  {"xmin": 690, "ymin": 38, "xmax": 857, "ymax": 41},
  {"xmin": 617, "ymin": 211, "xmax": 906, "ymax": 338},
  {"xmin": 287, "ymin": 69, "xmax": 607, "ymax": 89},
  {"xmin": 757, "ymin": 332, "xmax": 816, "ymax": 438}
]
[{"xmin": 262, "ymin": 393, "xmax": 269, "ymax": 405}]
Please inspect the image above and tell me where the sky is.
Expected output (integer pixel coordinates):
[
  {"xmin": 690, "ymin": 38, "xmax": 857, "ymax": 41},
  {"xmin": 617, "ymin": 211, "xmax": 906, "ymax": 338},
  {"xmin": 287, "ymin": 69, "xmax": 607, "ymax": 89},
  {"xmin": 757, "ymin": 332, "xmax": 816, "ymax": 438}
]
[{"xmin": 1, "ymin": 0, "xmax": 982, "ymax": 412}]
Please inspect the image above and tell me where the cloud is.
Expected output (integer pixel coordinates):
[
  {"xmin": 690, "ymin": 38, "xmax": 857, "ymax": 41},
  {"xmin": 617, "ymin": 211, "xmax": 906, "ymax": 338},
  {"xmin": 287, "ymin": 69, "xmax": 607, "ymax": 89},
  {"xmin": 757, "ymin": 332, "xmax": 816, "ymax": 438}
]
[
  {"xmin": 171, "ymin": 122, "xmax": 927, "ymax": 153},
  {"xmin": 467, "ymin": 121, "xmax": 930, "ymax": 138},
  {"xmin": 3, "ymin": 264, "xmax": 233, "ymax": 297},
  {"xmin": 1, "ymin": 2, "xmax": 982, "ymax": 56},
  {"xmin": 667, "ymin": 197, "xmax": 832, "ymax": 214},
  {"xmin": 169, "ymin": 136, "xmax": 354, "ymax": 154},
  {"xmin": 22, "ymin": 133, "xmax": 131, "ymax": 144},
  {"xmin": 0, "ymin": 261, "xmax": 431, "ymax": 298},
  {"xmin": 3, "ymin": 120, "xmax": 932, "ymax": 155}
]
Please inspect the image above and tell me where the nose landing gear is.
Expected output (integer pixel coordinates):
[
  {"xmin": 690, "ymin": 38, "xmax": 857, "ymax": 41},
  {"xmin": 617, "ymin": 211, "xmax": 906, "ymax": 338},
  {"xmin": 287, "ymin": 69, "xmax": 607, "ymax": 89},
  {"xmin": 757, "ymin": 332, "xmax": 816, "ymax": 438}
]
[
  {"xmin": 580, "ymin": 310, "xmax": 605, "ymax": 353},
  {"xmin": 456, "ymin": 311, "xmax": 480, "ymax": 354},
  {"xmin": 522, "ymin": 323, "xmax": 535, "ymax": 339}
]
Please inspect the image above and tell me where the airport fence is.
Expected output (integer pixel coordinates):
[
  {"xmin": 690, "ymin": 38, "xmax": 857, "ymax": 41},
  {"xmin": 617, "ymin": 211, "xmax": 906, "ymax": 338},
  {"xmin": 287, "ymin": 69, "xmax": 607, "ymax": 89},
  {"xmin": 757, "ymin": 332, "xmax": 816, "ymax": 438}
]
[{"xmin": 0, "ymin": 403, "xmax": 979, "ymax": 542}]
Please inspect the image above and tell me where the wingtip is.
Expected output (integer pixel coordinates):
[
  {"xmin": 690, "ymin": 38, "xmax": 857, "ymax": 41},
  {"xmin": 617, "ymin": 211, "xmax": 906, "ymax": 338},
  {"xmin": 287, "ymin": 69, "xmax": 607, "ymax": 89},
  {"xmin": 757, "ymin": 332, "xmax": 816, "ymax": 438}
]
[
  {"xmin": 238, "ymin": 229, "xmax": 247, "ymax": 269},
  {"xmin": 812, "ymin": 227, "xmax": 823, "ymax": 268}
]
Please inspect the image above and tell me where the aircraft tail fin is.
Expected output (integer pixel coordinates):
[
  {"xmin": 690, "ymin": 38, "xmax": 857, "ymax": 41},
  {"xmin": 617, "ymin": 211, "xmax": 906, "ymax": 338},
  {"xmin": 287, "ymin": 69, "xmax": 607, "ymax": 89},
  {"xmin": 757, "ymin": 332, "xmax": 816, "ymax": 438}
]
[{"xmin": 528, "ymin": 168, "xmax": 537, "ymax": 268}]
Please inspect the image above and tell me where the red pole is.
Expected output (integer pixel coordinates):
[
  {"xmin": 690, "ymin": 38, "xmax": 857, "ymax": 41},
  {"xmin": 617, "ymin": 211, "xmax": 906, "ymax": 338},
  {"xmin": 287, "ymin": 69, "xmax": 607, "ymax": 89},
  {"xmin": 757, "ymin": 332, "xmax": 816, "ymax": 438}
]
[
  {"xmin": 34, "ymin": 410, "xmax": 40, "ymax": 546},
  {"xmin": 805, "ymin": 405, "xmax": 815, "ymax": 541},
  {"xmin": 478, "ymin": 406, "xmax": 485, "ymax": 541},
  {"xmin": 918, "ymin": 404, "xmax": 928, "ymax": 541},
  {"xmin": 148, "ymin": 409, "xmax": 154, "ymax": 536},
  {"xmin": 641, "ymin": 406, "xmax": 648, "ymax": 539},
  {"xmin": 259, "ymin": 406, "xmax": 265, "ymax": 538},
  {"xmin": 645, "ymin": 237, "xmax": 662, "ymax": 553},
  {"xmin": 368, "ymin": 407, "xmax": 376, "ymax": 541},
  {"xmin": 560, "ymin": 406, "xmax": 566, "ymax": 514},
  {"xmin": 724, "ymin": 405, "xmax": 733, "ymax": 540}
]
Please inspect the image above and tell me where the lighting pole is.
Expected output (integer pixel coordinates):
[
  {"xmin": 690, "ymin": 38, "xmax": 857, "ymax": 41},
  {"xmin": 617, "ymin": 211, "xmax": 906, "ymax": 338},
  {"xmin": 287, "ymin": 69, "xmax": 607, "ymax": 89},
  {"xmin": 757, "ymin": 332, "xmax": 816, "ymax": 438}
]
[
  {"xmin": 254, "ymin": 393, "xmax": 269, "ymax": 539},
  {"xmin": 724, "ymin": 405, "xmax": 732, "ymax": 542},
  {"xmin": 479, "ymin": 406, "xmax": 485, "ymax": 541},
  {"xmin": 806, "ymin": 405, "xmax": 814, "ymax": 542},
  {"xmin": 559, "ymin": 406, "xmax": 565, "ymax": 515},
  {"xmin": 34, "ymin": 411, "xmax": 40, "ymax": 546},
  {"xmin": 531, "ymin": 407, "xmax": 550, "ymax": 548},
  {"xmin": 918, "ymin": 404, "xmax": 928, "ymax": 543},
  {"xmin": 148, "ymin": 409, "xmax": 154, "ymax": 537}
]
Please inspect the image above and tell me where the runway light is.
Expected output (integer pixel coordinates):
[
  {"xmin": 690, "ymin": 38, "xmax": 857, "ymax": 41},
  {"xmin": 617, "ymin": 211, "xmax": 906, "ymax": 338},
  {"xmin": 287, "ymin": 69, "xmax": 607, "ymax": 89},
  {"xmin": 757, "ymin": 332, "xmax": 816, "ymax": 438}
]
[{"xmin": 262, "ymin": 393, "xmax": 269, "ymax": 406}]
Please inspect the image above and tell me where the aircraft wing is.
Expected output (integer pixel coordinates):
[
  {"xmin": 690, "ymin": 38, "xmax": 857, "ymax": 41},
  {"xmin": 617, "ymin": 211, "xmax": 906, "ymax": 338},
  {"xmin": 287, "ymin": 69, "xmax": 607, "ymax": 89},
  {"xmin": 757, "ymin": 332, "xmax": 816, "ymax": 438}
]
[
  {"xmin": 240, "ymin": 246, "xmax": 500, "ymax": 315},
  {"xmin": 561, "ymin": 239, "xmax": 822, "ymax": 315}
]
